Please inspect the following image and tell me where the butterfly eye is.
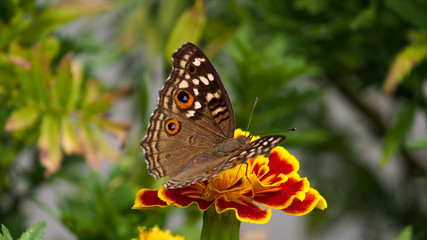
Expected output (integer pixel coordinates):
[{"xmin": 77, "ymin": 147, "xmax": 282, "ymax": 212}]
[
  {"xmin": 174, "ymin": 89, "xmax": 194, "ymax": 109},
  {"xmin": 165, "ymin": 119, "xmax": 180, "ymax": 135},
  {"xmin": 189, "ymin": 65, "xmax": 196, "ymax": 74}
]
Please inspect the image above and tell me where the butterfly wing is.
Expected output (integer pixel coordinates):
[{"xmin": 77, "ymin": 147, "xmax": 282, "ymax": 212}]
[
  {"xmin": 142, "ymin": 42, "xmax": 235, "ymax": 181},
  {"xmin": 164, "ymin": 135, "xmax": 286, "ymax": 188}
]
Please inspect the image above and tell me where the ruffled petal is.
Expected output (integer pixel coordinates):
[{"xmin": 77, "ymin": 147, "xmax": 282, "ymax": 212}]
[
  {"xmin": 282, "ymin": 188, "xmax": 328, "ymax": 216},
  {"xmin": 159, "ymin": 185, "xmax": 214, "ymax": 211},
  {"xmin": 132, "ymin": 188, "xmax": 169, "ymax": 209},
  {"xmin": 252, "ymin": 175, "xmax": 309, "ymax": 209},
  {"xmin": 260, "ymin": 147, "xmax": 299, "ymax": 185},
  {"xmin": 215, "ymin": 195, "xmax": 272, "ymax": 224}
]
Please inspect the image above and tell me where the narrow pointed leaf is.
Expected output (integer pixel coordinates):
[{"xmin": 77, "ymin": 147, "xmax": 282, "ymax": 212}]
[
  {"xmin": 0, "ymin": 224, "xmax": 13, "ymax": 240},
  {"xmin": 395, "ymin": 226, "xmax": 412, "ymax": 240},
  {"xmin": 165, "ymin": 0, "xmax": 206, "ymax": 63},
  {"xmin": 384, "ymin": 43, "xmax": 427, "ymax": 95},
  {"xmin": 60, "ymin": 116, "xmax": 80, "ymax": 154},
  {"xmin": 53, "ymin": 53, "xmax": 73, "ymax": 111},
  {"xmin": 18, "ymin": 0, "xmax": 111, "ymax": 45},
  {"xmin": 37, "ymin": 115, "xmax": 62, "ymax": 175},
  {"xmin": 5, "ymin": 106, "xmax": 39, "ymax": 131},
  {"xmin": 380, "ymin": 104, "xmax": 415, "ymax": 165},
  {"xmin": 18, "ymin": 221, "xmax": 46, "ymax": 240},
  {"xmin": 92, "ymin": 117, "xmax": 130, "ymax": 144},
  {"xmin": 406, "ymin": 135, "xmax": 427, "ymax": 150}
]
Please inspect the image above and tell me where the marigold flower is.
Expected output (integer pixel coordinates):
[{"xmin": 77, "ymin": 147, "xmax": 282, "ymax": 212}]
[
  {"xmin": 132, "ymin": 226, "xmax": 185, "ymax": 240},
  {"xmin": 133, "ymin": 129, "xmax": 327, "ymax": 224}
]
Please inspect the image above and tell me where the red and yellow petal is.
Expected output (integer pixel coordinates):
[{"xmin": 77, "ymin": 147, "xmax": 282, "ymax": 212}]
[
  {"xmin": 132, "ymin": 188, "xmax": 169, "ymax": 209},
  {"xmin": 215, "ymin": 195, "xmax": 272, "ymax": 224},
  {"xmin": 159, "ymin": 185, "xmax": 214, "ymax": 211},
  {"xmin": 261, "ymin": 147, "xmax": 299, "ymax": 184},
  {"xmin": 251, "ymin": 175, "xmax": 309, "ymax": 209},
  {"xmin": 282, "ymin": 188, "xmax": 327, "ymax": 216}
]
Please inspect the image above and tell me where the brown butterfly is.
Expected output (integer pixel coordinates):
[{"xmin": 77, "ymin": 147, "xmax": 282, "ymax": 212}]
[{"xmin": 141, "ymin": 42, "xmax": 285, "ymax": 188}]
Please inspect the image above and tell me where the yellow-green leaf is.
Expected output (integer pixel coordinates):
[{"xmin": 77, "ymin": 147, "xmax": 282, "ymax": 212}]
[
  {"xmin": 80, "ymin": 124, "xmax": 101, "ymax": 169},
  {"xmin": 60, "ymin": 116, "xmax": 80, "ymax": 155},
  {"xmin": 395, "ymin": 226, "xmax": 412, "ymax": 240},
  {"xmin": 5, "ymin": 106, "xmax": 40, "ymax": 131},
  {"xmin": 380, "ymin": 104, "xmax": 415, "ymax": 165},
  {"xmin": 37, "ymin": 115, "xmax": 62, "ymax": 175},
  {"xmin": 68, "ymin": 61, "xmax": 84, "ymax": 110},
  {"xmin": 92, "ymin": 117, "xmax": 130, "ymax": 144},
  {"xmin": 92, "ymin": 126, "xmax": 120, "ymax": 160},
  {"xmin": 165, "ymin": 0, "xmax": 206, "ymax": 63},
  {"xmin": 384, "ymin": 43, "xmax": 427, "ymax": 95},
  {"xmin": 406, "ymin": 135, "xmax": 427, "ymax": 150},
  {"xmin": 53, "ymin": 53, "xmax": 73, "ymax": 112},
  {"xmin": 18, "ymin": 0, "xmax": 111, "ymax": 45}
]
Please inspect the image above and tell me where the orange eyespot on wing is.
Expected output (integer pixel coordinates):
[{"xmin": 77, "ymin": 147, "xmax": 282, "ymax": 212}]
[
  {"xmin": 165, "ymin": 119, "xmax": 180, "ymax": 135},
  {"xmin": 174, "ymin": 90, "xmax": 194, "ymax": 109}
]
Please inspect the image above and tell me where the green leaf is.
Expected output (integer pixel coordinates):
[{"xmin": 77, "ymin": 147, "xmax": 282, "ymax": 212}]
[
  {"xmin": 384, "ymin": 42, "xmax": 427, "ymax": 95},
  {"xmin": 53, "ymin": 53, "xmax": 73, "ymax": 112},
  {"xmin": 406, "ymin": 135, "xmax": 427, "ymax": 150},
  {"xmin": 165, "ymin": 0, "xmax": 206, "ymax": 63},
  {"xmin": 385, "ymin": 0, "xmax": 427, "ymax": 29},
  {"xmin": 395, "ymin": 226, "xmax": 412, "ymax": 240},
  {"xmin": 5, "ymin": 106, "xmax": 40, "ymax": 131},
  {"xmin": 381, "ymin": 104, "xmax": 415, "ymax": 165},
  {"xmin": 18, "ymin": 221, "xmax": 46, "ymax": 240},
  {"xmin": 37, "ymin": 115, "xmax": 62, "ymax": 175},
  {"xmin": 17, "ymin": 0, "xmax": 111, "ymax": 45},
  {"xmin": 60, "ymin": 115, "xmax": 80, "ymax": 155},
  {"xmin": 0, "ymin": 224, "xmax": 13, "ymax": 240}
]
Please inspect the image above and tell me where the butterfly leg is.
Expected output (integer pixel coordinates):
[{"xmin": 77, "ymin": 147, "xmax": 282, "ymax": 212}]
[
  {"xmin": 243, "ymin": 162, "xmax": 252, "ymax": 184},
  {"xmin": 199, "ymin": 178, "xmax": 215, "ymax": 200}
]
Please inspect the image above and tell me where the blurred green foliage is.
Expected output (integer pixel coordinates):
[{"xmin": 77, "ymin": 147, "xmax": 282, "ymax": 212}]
[{"xmin": 1, "ymin": 0, "xmax": 427, "ymax": 240}]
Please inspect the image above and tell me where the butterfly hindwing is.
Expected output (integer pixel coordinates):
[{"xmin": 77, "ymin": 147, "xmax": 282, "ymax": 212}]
[{"xmin": 164, "ymin": 135, "xmax": 285, "ymax": 188}]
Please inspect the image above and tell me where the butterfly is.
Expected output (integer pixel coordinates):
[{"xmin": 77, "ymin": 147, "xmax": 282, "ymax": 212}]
[{"xmin": 141, "ymin": 42, "xmax": 285, "ymax": 189}]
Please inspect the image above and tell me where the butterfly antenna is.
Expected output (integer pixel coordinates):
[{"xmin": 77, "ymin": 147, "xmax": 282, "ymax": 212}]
[
  {"xmin": 245, "ymin": 97, "xmax": 258, "ymax": 133},
  {"xmin": 253, "ymin": 128, "xmax": 297, "ymax": 135}
]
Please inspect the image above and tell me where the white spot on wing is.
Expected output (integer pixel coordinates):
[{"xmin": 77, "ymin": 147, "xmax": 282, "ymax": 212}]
[
  {"xmin": 213, "ymin": 91, "xmax": 221, "ymax": 98},
  {"xmin": 179, "ymin": 80, "xmax": 189, "ymax": 88},
  {"xmin": 186, "ymin": 110, "xmax": 196, "ymax": 117},
  {"xmin": 192, "ymin": 79, "xmax": 200, "ymax": 85},
  {"xmin": 193, "ymin": 88, "xmax": 199, "ymax": 96},
  {"xmin": 185, "ymin": 74, "xmax": 190, "ymax": 80},
  {"xmin": 198, "ymin": 57, "xmax": 206, "ymax": 62},
  {"xmin": 194, "ymin": 101, "xmax": 202, "ymax": 109},
  {"xmin": 180, "ymin": 60, "xmax": 187, "ymax": 68},
  {"xmin": 207, "ymin": 73, "xmax": 214, "ymax": 81},
  {"xmin": 212, "ymin": 106, "xmax": 226, "ymax": 115},
  {"xmin": 206, "ymin": 92, "xmax": 214, "ymax": 102},
  {"xmin": 200, "ymin": 76, "xmax": 209, "ymax": 85},
  {"xmin": 193, "ymin": 58, "xmax": 201, "ymax": 66}
]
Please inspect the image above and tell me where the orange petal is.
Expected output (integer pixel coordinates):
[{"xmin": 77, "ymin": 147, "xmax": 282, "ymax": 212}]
[
  {"xmin": 159, "ymin": 185, "xmax": 214, "ymax": 211},
  {"xmin": 282, "ymin": 188, "xmax": 327, "ymax": 216},
  {"xmin": 215, "ymin": 195, "xmax": 272, "ymax": 224},
  {"xmin": 132, "ymin": 188, "xmax": 169, "ymax": 209},
  {"xmin": 252, "ymin": 176, "xmax": 309, "ymax": 209}
]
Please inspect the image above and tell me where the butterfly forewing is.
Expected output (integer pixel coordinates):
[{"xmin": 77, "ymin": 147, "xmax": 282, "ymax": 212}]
[
  {"xmin": 170, "ymin": 43, "xmax": 235, "ymax": 138},
  {"xmin": 141, "ymin": 42, "xmax": 287, "ymax": 189}
]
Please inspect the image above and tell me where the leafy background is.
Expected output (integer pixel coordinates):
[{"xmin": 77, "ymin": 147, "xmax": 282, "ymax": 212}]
[{"xmin": 1, "ymin": 0, "xmax": 426, "ymax": 239}]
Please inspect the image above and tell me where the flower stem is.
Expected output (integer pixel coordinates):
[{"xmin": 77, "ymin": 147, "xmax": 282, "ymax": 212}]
[{"xmin": 200, "ymin": 206, "xmax": 240, "ymax": 240}]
